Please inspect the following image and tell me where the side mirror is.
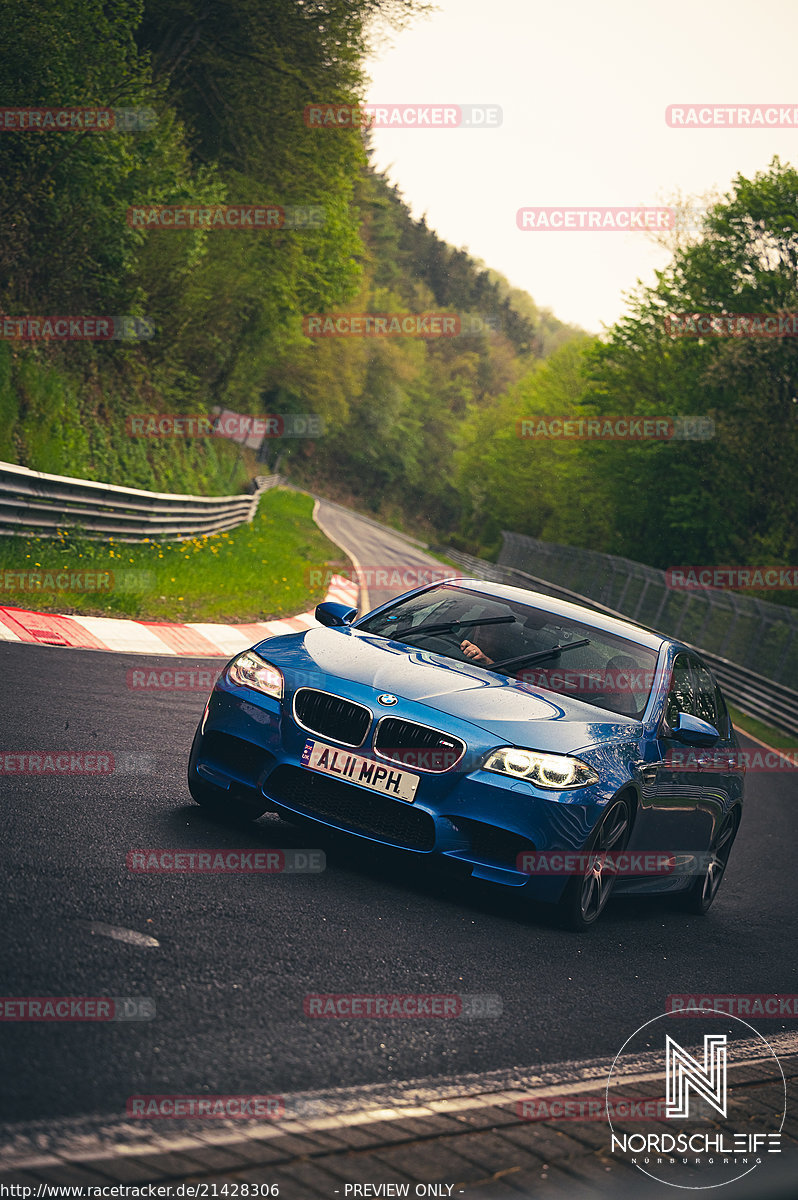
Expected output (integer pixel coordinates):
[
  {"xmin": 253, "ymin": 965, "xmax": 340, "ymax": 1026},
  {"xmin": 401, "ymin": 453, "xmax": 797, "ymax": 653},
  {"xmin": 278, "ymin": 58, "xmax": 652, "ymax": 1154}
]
[
  {"xmin": 315, "ymin": 601, "xmax": 357, "ymax": 628},
  {"xmin": 671, "ymin": 712, "xmax": 720, "ymax": 746}
]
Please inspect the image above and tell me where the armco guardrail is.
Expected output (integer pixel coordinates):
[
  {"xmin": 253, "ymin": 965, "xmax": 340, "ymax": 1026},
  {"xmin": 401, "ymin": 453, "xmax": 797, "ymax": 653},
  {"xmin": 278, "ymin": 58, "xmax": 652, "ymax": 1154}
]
[
  {"xmin": 0, "ymin": 461, "xmax": 281, "ymax": 541},
  {"xmin": 440, "ymin": 546, "xmax": 798, "ymax": 737},
  {"xmin": 500, "ymin": 530, "xmax": 798, "ymax": 689}
]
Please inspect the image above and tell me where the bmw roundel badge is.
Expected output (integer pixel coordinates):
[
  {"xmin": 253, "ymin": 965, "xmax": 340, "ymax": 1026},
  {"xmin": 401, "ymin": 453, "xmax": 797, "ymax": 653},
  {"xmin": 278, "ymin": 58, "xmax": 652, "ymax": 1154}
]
[{"xmin": 377, "ymin": 693, "xmax": 398, "ymax": 706}]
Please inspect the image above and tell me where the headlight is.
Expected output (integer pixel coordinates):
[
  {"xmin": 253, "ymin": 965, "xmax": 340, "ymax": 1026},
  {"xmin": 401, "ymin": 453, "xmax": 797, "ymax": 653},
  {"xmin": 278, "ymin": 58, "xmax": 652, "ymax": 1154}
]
[
  {"xmin": 483, "ymin": 747, "xmax": 598, "ymax": 790},
  {"xmin": 227, "ymin": 651, "xmax": 283, "ymax": 700}
]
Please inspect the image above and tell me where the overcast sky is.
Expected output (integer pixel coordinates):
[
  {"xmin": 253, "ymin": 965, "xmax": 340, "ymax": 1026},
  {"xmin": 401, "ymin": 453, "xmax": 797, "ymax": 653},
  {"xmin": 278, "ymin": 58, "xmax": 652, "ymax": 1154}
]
[{"xmin": 363, "ymin": 0, "xmax": 798, "ymax": 333}]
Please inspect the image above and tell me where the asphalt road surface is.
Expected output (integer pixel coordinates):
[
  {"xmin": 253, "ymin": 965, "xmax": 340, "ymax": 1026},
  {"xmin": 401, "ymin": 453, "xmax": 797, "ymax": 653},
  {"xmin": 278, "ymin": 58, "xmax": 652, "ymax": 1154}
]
[
  {"xmin": 312, "ymin": 497, "xmax": 452, "ymax": 612},
  {"xmin": 1, "ymin": 502, "xmax": 796, "ymax": 1127}
]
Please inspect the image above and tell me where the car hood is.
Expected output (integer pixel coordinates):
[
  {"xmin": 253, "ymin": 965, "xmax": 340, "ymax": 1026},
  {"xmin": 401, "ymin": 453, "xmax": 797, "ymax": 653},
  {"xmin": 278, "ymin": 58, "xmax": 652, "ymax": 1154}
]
[{"xmin": 256, "ymin": 626, "xmax": 640, "ymax": 754}]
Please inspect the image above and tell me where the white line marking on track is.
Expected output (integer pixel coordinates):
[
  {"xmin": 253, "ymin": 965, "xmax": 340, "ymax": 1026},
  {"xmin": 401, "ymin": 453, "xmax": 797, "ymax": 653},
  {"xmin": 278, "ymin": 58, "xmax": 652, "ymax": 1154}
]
[
  {"xmin": 88, "ymin": 923, "xmax": 160, "ymax": 948},
  {"xmin": 1, "ymin": 1030, "xmax": 795, "ymax": 1173}
]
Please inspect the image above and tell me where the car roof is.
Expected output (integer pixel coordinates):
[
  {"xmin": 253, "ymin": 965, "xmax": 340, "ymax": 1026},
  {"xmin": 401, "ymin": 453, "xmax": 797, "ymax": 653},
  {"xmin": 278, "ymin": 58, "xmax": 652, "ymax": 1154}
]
[{"xmin": 442, "ymin": 578, "xmax": 667, "ymax": 652}]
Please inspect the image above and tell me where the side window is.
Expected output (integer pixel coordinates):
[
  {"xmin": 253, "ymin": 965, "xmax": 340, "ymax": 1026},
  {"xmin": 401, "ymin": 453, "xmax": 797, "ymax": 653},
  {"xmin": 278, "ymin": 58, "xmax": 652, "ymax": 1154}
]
[
  {"xmin": 665, "ymin": 653, "xmax": 696, "ymax": 726},
  {"xmin": 714, "ymin": 680, "xmax": 730, "ymax": 737},
  {"xmin": 691, "ymin": 658, "xmax": 718, "ymax": 727}
]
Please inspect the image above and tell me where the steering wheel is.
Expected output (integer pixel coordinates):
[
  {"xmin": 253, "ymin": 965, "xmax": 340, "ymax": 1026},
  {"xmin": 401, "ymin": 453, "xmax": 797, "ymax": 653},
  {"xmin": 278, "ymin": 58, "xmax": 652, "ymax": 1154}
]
[{"xmin": 407, "ymin": 628, "xmax": 473, "ymax": 660}]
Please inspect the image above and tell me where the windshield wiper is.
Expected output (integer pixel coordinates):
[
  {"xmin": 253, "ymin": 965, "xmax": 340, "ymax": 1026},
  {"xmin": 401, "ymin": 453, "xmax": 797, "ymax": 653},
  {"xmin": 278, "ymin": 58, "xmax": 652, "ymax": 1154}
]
[
  {"xmin": 490, "ymin": 638, "xmax": 591, "ymax": 672},
  {"xmin": 391, "ymin": 614, "xmax": 516, "ymax": 639}
]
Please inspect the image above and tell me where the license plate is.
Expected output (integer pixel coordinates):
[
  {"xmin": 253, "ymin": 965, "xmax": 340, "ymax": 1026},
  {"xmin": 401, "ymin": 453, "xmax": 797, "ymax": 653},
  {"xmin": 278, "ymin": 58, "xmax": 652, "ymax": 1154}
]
[{"xmin": 301, "ymin": 739, "xmax": 419, "ymax": 802}]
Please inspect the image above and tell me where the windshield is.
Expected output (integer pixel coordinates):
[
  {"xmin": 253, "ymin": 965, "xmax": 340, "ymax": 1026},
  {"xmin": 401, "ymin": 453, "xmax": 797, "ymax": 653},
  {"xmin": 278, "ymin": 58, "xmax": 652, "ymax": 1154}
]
[{"xmin": 357, "ymin": 585, "xmax": 658, "ymax": 719}]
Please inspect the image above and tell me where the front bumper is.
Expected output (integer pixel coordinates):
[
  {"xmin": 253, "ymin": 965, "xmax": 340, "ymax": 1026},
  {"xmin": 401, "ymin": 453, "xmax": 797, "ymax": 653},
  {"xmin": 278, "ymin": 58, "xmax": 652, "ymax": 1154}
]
[{"xmin": 191, "ymin": 675, "xmax": 623, "ymax": 902}]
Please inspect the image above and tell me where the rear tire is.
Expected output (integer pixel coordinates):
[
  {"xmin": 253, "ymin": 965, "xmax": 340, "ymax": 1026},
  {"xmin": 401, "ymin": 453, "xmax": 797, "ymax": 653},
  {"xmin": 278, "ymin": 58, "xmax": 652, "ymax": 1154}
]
[
  {"xmin": 555, "ymin": 796, "xmax": 632, "ymax": 931},
  {"xmin": 678, "ymin": 809, "xmax": 739, "ymax": 915}
]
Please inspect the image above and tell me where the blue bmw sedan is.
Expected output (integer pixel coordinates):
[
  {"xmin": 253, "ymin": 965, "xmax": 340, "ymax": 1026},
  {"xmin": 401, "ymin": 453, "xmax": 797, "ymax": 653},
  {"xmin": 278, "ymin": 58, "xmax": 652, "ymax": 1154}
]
[{"xmin": 188, "ymin": 579, "xmax": 744, "ymax": 928}]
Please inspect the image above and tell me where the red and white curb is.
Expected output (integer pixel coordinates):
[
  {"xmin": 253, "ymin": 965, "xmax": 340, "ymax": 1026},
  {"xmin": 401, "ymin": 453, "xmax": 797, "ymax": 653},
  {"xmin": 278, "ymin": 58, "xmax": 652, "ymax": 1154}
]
[{"xmin": 0, "ymin": 575, "xmax": 358, "ymax": 657}]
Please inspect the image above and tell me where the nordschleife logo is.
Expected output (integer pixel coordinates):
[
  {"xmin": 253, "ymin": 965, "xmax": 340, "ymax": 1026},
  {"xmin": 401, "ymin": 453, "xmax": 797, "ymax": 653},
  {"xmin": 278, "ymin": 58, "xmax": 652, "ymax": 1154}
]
[
  {"xmin": 665, "ymin": 1033, "xmax": 727, "ymax": 1119},
  {"xmin": 606, "ymin": 1011, "xmax": 785, "ymax": 1189}
]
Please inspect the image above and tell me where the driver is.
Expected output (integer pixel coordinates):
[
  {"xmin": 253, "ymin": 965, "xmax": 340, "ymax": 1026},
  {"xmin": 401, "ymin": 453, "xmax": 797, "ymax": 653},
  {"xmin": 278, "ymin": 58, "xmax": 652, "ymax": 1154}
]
[
  {"xmin": 460, "ymin": 616, "xmax": 569, "ymax": 673},
  {"xmin": 459, "ymin": 610, "xmax": 559, "ymax": 671}
]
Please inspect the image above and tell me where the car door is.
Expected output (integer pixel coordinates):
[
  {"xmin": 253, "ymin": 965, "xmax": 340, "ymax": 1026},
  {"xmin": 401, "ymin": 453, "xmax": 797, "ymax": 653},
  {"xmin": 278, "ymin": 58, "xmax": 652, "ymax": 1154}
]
[{"xmin": 645, "ymin": 652, "xmax": 715, "ymax": 866}]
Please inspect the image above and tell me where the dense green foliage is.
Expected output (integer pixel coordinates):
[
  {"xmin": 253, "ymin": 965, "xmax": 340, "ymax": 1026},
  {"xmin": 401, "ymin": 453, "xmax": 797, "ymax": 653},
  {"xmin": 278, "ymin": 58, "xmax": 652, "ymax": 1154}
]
[
  {"xmin": 0, "ymin": 0, "xmax": 575, "ymax": 506},
  {"xmin": 275, "ymin": 170, "xmax": 580, "ymax": 531},
  {"xmin": 458, "ymin": 159, "xmax": 798, "ymax": 597},
  {"xmin": 584, "ymin": 157, "xmax": 798, "ymax": 573},
  {"xmin": 0, "ymin": 0, "xmax": 576, "ymax": 505},
  {"xmin": 3, "ymin": 3, "xmax": 794, "ymax": 600},
  {"xmin": 0, "ymin": 0, "xmax": 371, "ymax": 486}
]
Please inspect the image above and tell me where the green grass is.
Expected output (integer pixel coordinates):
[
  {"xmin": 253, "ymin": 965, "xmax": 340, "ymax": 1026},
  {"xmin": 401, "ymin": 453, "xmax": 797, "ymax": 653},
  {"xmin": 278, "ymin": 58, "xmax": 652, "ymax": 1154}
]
[
  {"xmin": 728, "ymin": 703, "xmax": 796, "ymax": 749},
  {"xmin": 0, "ymin": 489, "xmax": 352, "ymax": 623},
  {"xmin": 1, "ymin": 342, "xmax": 255, "ymax": 497}
]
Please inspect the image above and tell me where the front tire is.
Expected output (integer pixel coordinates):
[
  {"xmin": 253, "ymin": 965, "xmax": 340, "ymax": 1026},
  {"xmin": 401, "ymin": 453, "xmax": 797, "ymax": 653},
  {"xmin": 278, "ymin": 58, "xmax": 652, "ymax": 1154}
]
[
  {"xmin": 187, "ymin": 726, "xmax": 267, "ymax": 822},
  {"xmin": 188, "ymin": 771, "xmax": 267, "ymax": 822},
  {"xmin": 555, "ymin": 796, "xmax": 632, "ymax": 930}
]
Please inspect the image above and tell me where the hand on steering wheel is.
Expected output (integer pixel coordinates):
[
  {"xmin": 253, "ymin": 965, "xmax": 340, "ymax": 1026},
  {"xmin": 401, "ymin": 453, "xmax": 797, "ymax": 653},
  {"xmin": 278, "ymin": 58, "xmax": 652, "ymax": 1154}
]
[{"xmin": 460, "ymin": 638, "xmax": 494, "ymax": 666}]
